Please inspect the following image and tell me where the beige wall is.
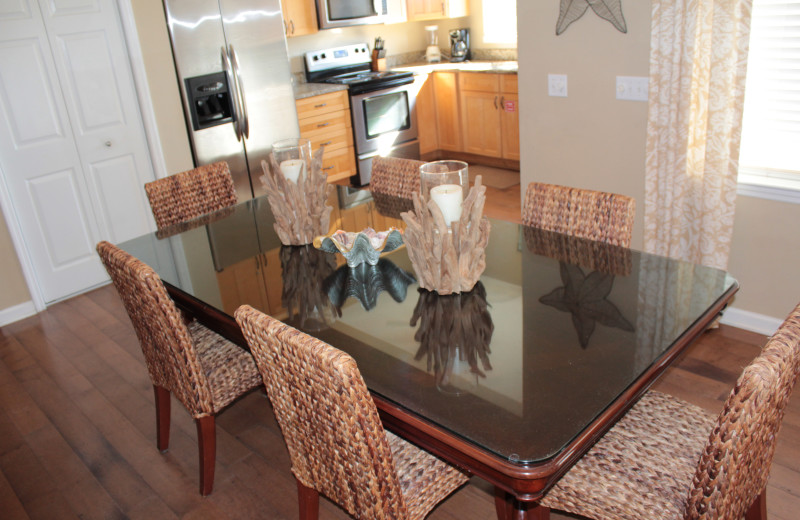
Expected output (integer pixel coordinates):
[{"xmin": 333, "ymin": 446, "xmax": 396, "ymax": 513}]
[
  {"xmin": 129, "ymin": 0, "xmax": 194, "ymax": 175},
  {"xmin": 517, "ymin": 2, "xmax": 800, "ymax": 322},
  {"xmin": 0, "ymin": 211, "xmax": 30, "ymax": 308},
  {"xmin": 518, "ymin": 2, "xmax": 650, "ymax": 249}
]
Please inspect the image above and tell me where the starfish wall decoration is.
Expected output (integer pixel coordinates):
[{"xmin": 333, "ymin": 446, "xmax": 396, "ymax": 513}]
[{"xmin": 557, "ymin": 0, "xmax": 627, "ymax": 35}]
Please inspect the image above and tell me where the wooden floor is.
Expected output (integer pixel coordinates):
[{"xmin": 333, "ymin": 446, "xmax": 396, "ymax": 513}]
[{"xmin": 1, "ymin": 189, "xmax": 798, "ymax": 520}]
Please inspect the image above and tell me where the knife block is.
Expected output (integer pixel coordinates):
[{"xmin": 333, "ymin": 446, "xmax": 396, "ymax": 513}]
[{"xmin": 371, "ymin": 49, "xmax": 386, "ymax": 71}]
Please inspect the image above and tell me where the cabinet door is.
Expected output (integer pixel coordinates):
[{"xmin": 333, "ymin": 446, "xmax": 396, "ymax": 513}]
[
  {"xmin": 500, "ymin": 93, "xmax": 520, "ymax": 160},
  {"xmin": 282, "ymin": 0, "xmax": 318, "ymax": 37},
  {"xmin": 433, "ymin": 72, "xmax": 462, "ymax": 151},
  {"xmin": 415, "ymin": 73, "xmax": 438, "ymax": 154},
  {"xmin": 460, "ymin": 90, "xmax": 502, "ymax": 157},
  {"xmin": 407, "ymin": 0, "xmax": 445, "ymax": 20}
]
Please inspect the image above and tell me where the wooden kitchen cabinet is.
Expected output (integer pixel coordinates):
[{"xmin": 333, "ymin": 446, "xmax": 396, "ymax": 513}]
[
  {"xmin": 296, "ymin": 90, "xmax": 356, "ymax": 183},
  {"xmin": 282, "ymin": 0, "xmax": 318, "ymax": 37},
  {"xmin": 414, "ymin": 72, "xmax": 438, "ymax": 154},
  {"xmin": 433, "ymin": 71, "xmax": 462, "ymax": 152},
  {"xmin": 499, "ymin": 75, "xmax": 519, "ymax": 160},
  {"xmin": 407, "ymin": 0, "xmax": 469, "ymax": 21},
  {"xmin": 459, "ymin": 72, "xmax": 519, "ymax": 160}
]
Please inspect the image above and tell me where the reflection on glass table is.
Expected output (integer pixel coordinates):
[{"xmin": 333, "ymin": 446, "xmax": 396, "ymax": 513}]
[
  {"xmin": 324, "ymin": 258, "xmax": 416, "ymax": 311},
  {"xmin": 410, "ymin": 282, "xmax": 494, "ymax": 395}
]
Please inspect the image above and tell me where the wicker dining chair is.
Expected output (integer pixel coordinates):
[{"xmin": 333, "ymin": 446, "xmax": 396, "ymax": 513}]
[
  {"xmin": 144, "ymin": 161, "xmax": 238, "ymax": 230},
  {"xmin": 522, "ymin": 182, "xmax": 635, "ymax": 247},
  {"xmin": 96, "ymin": 241, "xmax": 261, "ymax": 496},
  {"xmin": 369, "ymin": 156, "xmax": 426, "ymax": 199},
  {"xmin": 234, "ymin": 305, "xmax": 470, "ymax": 520},
  {"xmin": 536, "ymin": 302, "xmax": 800, "ymax": 520}
]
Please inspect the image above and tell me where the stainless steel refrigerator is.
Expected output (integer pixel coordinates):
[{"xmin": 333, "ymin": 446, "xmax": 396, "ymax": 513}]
[{"xmin": 162, "ymin": 0, "xmax": 300, "ymax": 201}]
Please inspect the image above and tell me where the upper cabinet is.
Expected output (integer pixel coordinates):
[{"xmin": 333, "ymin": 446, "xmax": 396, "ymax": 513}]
[
  {"xmin": 407, "ymin": 0, "xmax": 469, "ymax": 21},
  {"xmin": 282, "ymin": 0, "xmax": 318, "ymax": 37}
]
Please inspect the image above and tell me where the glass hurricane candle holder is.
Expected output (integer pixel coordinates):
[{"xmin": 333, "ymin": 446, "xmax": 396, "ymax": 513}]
[
  {"xmin": 272, "ymin": 137, "xmax": 312, "ymax": 183},
  {"xmin": 420, "ymin": 160, "xmax": 469, "ymax": 226}
]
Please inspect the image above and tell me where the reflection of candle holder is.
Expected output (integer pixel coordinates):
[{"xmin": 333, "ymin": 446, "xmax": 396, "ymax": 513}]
[
  {"xmin": 323, "ymin": 259, "xmax": 416, "ymax": 311},
  {"xmin": 410, "ymin": 282, "xmax": 493, "ymax": 396},
  {"xmin": 261, "ymin": 143, "xmax": 333, "ymax": 246},
  {"xmin": 280, "ymin": 245, "xmax": 339, "ymax": 331},
  {"xmin": 401, "ymin": 176, "xmax": 490, "ymax": 294}
]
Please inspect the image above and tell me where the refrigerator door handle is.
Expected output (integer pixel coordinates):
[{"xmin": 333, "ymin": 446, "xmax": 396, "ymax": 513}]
[
  {"xmin": 229, "ymin": 44, "xmax": 250, "ymax": 139},
  {"xmin": 221, "ymin": 45, "xmax": 243, "ymax": 141}
]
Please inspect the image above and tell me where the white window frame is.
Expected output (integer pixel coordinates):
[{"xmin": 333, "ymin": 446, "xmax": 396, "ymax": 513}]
[{"xmin": 736, "ymin": 0, "xmax": 800, "ymax": 204}]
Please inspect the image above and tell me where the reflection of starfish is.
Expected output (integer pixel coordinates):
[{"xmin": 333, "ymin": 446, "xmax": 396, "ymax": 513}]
[
  {"xmin": 540, "ymin": 263, "xmax": 634, "ymax": 348},
  {"xmin": 557, "ymin": 0, "xmax": 627, "ymax": 35}
]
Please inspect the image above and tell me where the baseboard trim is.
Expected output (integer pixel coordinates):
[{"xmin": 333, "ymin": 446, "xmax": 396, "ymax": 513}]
[
  {"xmin": 0, "ymin": 301, "xmax": 37, "ymax": 327},
  {"xmin": 720, "ymin": 306, "xmax": 782, "ymax": 336}
]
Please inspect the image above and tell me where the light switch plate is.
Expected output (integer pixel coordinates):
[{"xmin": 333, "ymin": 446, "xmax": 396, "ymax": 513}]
[
  {"xmin": 616, "ymin": 76, "xmax": 649, "ymax": 101},
  {"xmin": 548, "ymin": 74, "xmax": 567, "ymax": 97}
]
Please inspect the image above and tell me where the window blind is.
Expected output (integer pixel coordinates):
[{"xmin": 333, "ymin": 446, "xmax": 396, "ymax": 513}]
[{"xmin": 738, "ymin": 0, "xmax": 800, "ymax": 187}]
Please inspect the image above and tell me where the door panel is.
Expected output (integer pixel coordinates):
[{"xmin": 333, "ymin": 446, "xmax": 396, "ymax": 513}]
[{"xmin": 88, "ymin": 154, "xmax": 152, "ymax": 242}]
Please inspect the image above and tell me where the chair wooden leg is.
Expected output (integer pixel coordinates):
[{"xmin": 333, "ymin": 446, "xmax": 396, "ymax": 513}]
[
  {"xmin": 153, "ymin": 385, "xmax": 170, "ymax": 452},
  {"xmin": 745, "ymin": 489, "xmax": 767, "ymax": 520},
  {"xmin": 297, "ymin": 478, "xmax": 319, "ymax": 520},
  {"xmin": 196, "ymin": 415, "xmax": 216, "ymax": 496}
]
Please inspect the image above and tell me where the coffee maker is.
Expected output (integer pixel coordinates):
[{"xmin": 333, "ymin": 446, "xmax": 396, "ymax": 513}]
[{"xmin": 449, "ymin": 29, "xmax": 470, "ymax": 62}]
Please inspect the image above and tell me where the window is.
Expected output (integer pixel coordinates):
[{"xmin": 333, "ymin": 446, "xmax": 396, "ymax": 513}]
[
  {"xmin": 482, "ymin": 0, "xmax": 517, "ymax": 45},
  {"xmin": 738, "ymin": 0, "xmax": 800, "ymax": 202}
]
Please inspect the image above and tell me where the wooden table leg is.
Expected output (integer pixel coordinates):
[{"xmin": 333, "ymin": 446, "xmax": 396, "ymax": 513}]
[
  {"xmin": 494, "ymin": 487, "xmax": 550, "ymax": 520},
  {"xmin": 494, "ymin": 487, "xmax": 513, "ymax": 520}
]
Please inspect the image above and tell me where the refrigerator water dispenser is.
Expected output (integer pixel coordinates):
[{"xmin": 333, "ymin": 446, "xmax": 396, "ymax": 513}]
[{"xmin": 185, "ymin": 72, "xmax": 234, "ymax": 131}]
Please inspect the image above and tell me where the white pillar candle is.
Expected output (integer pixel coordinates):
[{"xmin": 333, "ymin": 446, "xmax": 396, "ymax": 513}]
[
  {"xmin": 279, "ymin": 159, "xmax": 305, "ymax": 183},
  {"xmin": 430, "ymin": 184, "xmax": 463, "ymax": 225}
]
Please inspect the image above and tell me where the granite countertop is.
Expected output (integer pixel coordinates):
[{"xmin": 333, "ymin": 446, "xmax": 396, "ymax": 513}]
[
  {"xmin": 293, "ymin": 82, "xmax": 348, "ymax": 100},
  {"xmin": 392, "ymin": 61, "xmax": 518, "ymax": 74}
]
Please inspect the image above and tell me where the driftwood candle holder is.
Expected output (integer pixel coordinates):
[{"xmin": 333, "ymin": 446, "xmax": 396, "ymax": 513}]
[
  {"xmin": 400, "ymin": 175, "xmax": 491, "ymax": 294},
  {"xmin": 260, "ymin": 146, "xmax": 333, "ymax": 246}
]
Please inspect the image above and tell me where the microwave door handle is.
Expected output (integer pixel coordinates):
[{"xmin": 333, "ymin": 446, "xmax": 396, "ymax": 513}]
[
  {"xmin": 221, "ymin": 46, "xmax": 242, "ymax": 141},
  {"xmin": 229, "ymin": 44, "xmax": 249, "ymax": 139}
]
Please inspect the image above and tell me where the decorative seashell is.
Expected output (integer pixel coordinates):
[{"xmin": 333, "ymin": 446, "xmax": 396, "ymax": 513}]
[{"xmin": 313, "ymin": 227, "xmax": 404, "ymax": 267}]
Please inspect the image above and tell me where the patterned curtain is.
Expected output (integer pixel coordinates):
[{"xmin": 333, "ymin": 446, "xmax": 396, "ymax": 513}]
[{"xmin": 644, "ymin": 0, "xmax": 752, "ymax": 270}]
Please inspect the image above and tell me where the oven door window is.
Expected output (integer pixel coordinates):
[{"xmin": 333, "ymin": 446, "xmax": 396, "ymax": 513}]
[
  {"xmin": 363, "ymin": 91, "xmax": 411, "ymax": 139},
  {"xmin": 327, "ymin": 0, "xmax": 378, "ymax": 20}
]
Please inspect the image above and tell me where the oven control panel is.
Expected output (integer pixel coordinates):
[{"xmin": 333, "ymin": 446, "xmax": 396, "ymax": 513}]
[{"xmin": 305, "ymin": 44, "xmax": 371, "ymax": 73}]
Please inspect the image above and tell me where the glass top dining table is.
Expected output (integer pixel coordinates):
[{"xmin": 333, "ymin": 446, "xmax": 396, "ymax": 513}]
[{"xmin": 117, "ymin": 188, "xmax": 738, "ymax": 514}]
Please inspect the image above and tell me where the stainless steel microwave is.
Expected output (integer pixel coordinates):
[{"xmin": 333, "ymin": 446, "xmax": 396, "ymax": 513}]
[{"xmin": 316, "ymin": 0, "xmax": 391, "ymax": 29}]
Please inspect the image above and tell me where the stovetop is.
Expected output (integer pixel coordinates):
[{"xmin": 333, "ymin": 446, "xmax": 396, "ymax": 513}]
[
  {"xmin": 323, "ymin": 70, "xmax": 413, "ymax": 86},
  {"xmin": 305, "ymin": 43, "xmax": 415, "ymax": 94}
]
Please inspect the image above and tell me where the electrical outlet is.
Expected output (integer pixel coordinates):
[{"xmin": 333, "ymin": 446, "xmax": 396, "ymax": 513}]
[
  {"xmin": 548, "ymin": 74, "xmax": 568, "ymax": 97},
  {"xmin": 616, "ymin": 76, "xmax": 649, "ymax": 101}
]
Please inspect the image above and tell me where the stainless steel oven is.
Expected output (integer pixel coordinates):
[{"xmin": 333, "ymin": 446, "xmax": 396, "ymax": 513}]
[
  {"xmin": 351, "ymin": 81, "xmax": 418, "ymax": 154},
  {"xmin": 305, "ymin": 44, "xmax": 420, "ymax": 185}
]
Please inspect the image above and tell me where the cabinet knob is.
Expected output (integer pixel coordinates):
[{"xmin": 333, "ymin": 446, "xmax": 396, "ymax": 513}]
[
  {"xmin": 104, "ymin": 140, "xmax": 112, "ymax": 147},
  {"xmin": 317, "ymin": 122, "xmax": 330, "ymax": 128},
  {"xmin": 323, "ymin": 165, "xmax": 334, "ymax": 171},
  {"xmin": 494, "ymin": 96, "xmax": 498, "ymax": 109},
  {"xmin": 321, "ymin": 140, "xmax": 332, "ymax": 146},
  {"xmin": 314, "ymin": 103, "xmax": 327, "ymax": 108}
]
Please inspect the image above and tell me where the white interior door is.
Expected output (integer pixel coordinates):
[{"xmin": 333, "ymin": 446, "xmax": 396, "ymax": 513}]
[{"xmin": 0, "ymin": 0, "xmax": 155, "ymax": 304}]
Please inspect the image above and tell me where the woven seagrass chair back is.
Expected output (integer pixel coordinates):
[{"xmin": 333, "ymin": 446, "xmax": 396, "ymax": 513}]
[
  {"xmin": 144, "ymin": 161, "xmax": 238, "ymax": 230},
  {"xmin": 97, "ymin": 241, "xmax": 214, "ymax": 417},
  {"xmin": 234, "ymin": 305, "xmax": 409, "ymax": 519},
  {"xmin": 522, "ymin": 182, "xmax": 635, "ymax": 247},
  {"xmin": 370, "ymin": 156, "xmax": 426, "ymax": 199},
  {"xmin": 684, "ymin": 303, "xmax": 800, "ymax": 519}
]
